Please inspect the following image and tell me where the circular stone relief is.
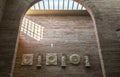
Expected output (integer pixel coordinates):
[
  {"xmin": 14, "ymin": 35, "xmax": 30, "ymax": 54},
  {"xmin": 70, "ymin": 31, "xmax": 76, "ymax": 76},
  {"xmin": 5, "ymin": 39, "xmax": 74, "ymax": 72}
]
[
  {"xmin": 46, "ymin": 53, "xmax": 57, "ymax": 65},
  {"xmin": 69, "ymin": 54, "xmax": 80, "ymax": 64},
  {"xmin": 48, "ymin": 56, "xmax": 56, "ymax": 64}
]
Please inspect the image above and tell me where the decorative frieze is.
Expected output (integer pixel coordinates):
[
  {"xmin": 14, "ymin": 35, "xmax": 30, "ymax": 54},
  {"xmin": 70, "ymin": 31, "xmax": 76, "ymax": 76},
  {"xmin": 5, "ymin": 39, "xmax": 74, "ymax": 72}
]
[{"xmin": 21, "ymin": 53, "xmax": 91, "ymax": 68}]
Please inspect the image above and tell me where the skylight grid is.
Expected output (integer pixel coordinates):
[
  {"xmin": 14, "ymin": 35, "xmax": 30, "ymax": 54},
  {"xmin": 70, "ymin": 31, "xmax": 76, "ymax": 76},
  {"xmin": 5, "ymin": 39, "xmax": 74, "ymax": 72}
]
[{"xmin": 30, "ymin": 0, "xmax": 86, "ymax": 10}]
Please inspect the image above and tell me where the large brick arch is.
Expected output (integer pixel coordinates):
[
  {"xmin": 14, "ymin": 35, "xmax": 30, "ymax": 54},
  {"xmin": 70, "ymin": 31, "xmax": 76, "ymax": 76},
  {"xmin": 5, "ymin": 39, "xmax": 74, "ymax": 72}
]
[{"xmin": 0, "ymin": 0, "xmax": 120, "ymax": 77}]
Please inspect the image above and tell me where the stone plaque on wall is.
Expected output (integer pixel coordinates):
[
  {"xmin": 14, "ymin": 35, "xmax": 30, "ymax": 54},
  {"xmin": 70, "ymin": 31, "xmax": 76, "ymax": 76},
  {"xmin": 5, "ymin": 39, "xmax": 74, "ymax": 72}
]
[
  {"xmin": 69, "ymin": 54, "xmax": 80, "ymax": 65},
  {"xmin": 46, "ymin": 53, "xmax": 57, "ymax": 65},
  {"xmin": 21, "ymin": 54, "xmax": 33, "ymax": 65}
]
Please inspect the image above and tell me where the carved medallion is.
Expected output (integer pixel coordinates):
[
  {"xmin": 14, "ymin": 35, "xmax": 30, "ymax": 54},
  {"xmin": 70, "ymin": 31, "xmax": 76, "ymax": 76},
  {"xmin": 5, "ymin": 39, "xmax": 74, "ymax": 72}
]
[
  {"xmin": 46, "ymin": 53, "xmax": 57, "ymax": 65},
  {"xmin": 69, "ymin": 54, "xmax": 80, "ymax": 65},
  {"xmin": 21, "ymin": 54, "xmax": 33, "ymax": 65}
]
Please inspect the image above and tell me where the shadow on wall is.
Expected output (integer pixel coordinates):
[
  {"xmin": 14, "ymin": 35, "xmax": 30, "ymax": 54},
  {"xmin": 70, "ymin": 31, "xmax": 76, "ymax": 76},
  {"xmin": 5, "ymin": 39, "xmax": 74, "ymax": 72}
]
[
  {"xmin": 116, "ymin": 29, "xmax": 120, "ymax": 41},
  {"xmin": 21, "ymin": 17, "xmax": 44, "ymax": 41}
]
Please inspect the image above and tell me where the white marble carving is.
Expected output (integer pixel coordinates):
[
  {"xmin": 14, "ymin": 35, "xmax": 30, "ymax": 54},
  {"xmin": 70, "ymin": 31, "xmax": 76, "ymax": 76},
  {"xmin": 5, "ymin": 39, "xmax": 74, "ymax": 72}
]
[
  {"xmin": 46, "ymin": 53, "xmax": 57, "ymax": 65},
  {"xmin": 21, "ymin": 54, "xmax": 33, "ymax": 65},
  {"xmin": 69, "ymin": 54, "xmax": 80, "ymax": 64},
  {"xmin": 61, "ymin": 55, "xmax": 66, "ymax": 67},
  {"xmin": 84, "ymin": 55, "xmax": 91, "ymax": 68},
  {"xmin": 36, "ymin": 56, "xmax": 42, "ymax": 67}
]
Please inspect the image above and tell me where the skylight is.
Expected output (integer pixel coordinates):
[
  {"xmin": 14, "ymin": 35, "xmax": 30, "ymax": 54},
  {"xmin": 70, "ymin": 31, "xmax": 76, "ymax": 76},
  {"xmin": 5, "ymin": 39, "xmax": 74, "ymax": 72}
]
[{"xmin": 30, "ymin": 0, "xmax": 86, "ymax": 10}]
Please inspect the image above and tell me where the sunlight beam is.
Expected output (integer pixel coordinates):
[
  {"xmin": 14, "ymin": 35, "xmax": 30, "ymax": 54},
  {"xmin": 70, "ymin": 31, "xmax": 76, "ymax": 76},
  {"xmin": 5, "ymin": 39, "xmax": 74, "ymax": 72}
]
[{"xmin": 21, "ymin": 17, "xmax": 44, "ymax": 41}]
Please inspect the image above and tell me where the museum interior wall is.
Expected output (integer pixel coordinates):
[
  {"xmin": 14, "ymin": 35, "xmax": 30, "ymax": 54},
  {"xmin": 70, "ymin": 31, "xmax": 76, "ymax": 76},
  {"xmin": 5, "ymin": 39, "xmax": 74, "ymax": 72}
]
[
  {"xmin": 0, "ymin": 0, "xmax": 120, "ymax": 77},
  {"xmin": 13, "ymin": 15, "xmax": 103, "ymax": 77}
]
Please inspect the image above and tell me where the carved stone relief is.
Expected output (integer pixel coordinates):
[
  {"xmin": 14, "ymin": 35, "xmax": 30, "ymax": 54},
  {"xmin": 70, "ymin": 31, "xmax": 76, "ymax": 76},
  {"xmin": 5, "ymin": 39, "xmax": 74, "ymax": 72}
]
[
  {"xmin": 61, "ymin": 54, "xmax": 66, "ymax": 67},
  {"xmin": 21, "ymin": 53, "xmax": 91, "ymax": 69},
  {"xmin": 36, "ymin": 56, "xmax": 42, "ymax": 68},
  {"xmin": 69, "ymin": 54, "xmax": 80, "ymax": 65},
  {"xmin": 84, "ymin": 55, "xmax": 91, "ymax": 68},
  {"xmin": 46, "ymin": 53, "xmax": 57, "ymax": 65},
  {"xmin": 21, "ymin": 54, "xmax": 33, "ymax": 65}
]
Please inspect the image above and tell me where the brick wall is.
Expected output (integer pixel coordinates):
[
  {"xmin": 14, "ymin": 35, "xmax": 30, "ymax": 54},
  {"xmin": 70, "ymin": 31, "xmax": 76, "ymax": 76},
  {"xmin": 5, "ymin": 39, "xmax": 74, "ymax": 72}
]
[
  {"xmin": 13, "ymin": 16, "xmax": 103, "ymax": 77},
  {"xmin": 0, "ymin": 0, "xmax": 6, "ymax": 22},
  {"xmin": 0, "ymin": 0, "xmax": 120, "ymax": 77}
]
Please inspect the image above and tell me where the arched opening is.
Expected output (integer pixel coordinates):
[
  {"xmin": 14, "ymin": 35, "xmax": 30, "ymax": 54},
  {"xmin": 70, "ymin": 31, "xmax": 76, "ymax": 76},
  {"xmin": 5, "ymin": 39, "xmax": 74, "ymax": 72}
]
[{"xmin": 12, "ymin": 0, "xmax": 105, "ymax": 77}]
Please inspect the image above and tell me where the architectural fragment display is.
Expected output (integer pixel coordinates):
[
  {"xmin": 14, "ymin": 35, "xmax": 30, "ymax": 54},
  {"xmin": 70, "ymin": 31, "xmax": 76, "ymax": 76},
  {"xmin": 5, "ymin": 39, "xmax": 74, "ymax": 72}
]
[
  {"xmin": 21, "ymin": 54, "xmax": 33, "ymax": 65},
  {"xmin": 69, "ymin": 54, "xmax": 80, "ymax": 64},
  {"xmin": 21, "ymin": 53, "xmax": 91, "ymax": 67},
  {"xmin": 61, "ymin": 54, "xmax": 67, "ymax": 67},
  {"xmin": 36, "ymin": 56, "xmax": 42, "ymax": 68},
  {"xmin": 3, "ymin": 0, "xmax": 119, "ymax": 76},
  {"xmin": 84, "ymin": 55, "xmax": 91, "ymax": 68},
  {"xmin": 46, "ymin": 53, "xmax": 57, "ymax": 65}
]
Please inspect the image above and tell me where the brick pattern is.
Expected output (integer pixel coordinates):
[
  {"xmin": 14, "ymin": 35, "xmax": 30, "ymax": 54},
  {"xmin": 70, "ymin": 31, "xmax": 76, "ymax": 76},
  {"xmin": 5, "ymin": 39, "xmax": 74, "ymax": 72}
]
[
  {"xmin": 13, "ymin": 16, "xmax": 103, "ymax": 77},
  {"xmin": 0, "ymin": 0, "xmax": 6, "ymax": 22},
  {"xmin": 0, "ymin": 0, "xmax": 120, "ymax": 77}
]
